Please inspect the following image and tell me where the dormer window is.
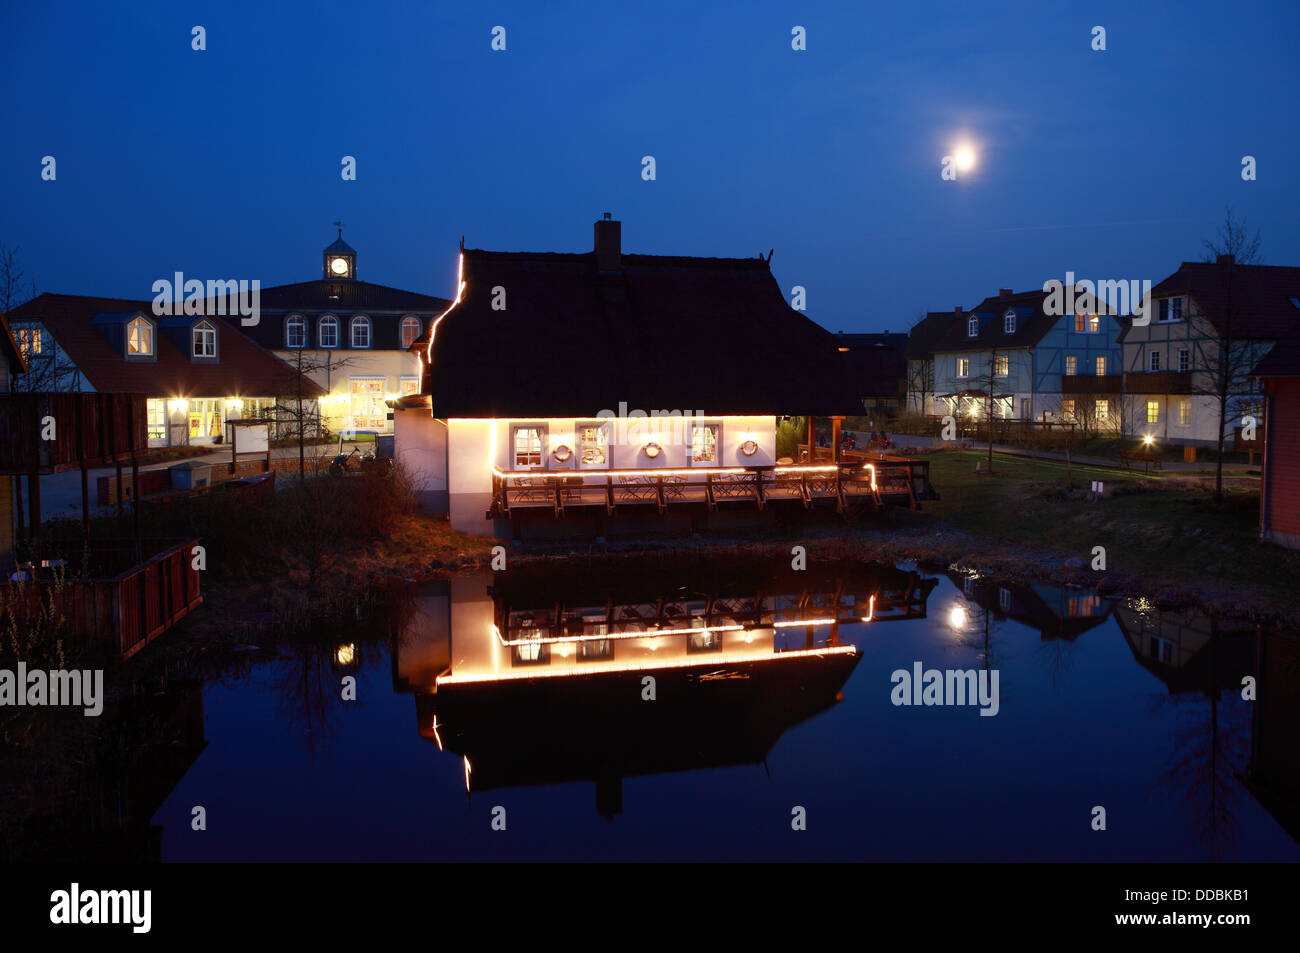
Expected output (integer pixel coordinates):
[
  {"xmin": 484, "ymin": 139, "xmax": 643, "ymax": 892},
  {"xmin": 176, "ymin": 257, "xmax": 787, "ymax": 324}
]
[
  {"xmin": 1157, "ymin": 298, "xmax": 1183, "ymax": 323},
  {"xmin": 967, "ymin": 315, "xmax": 978, "ymax": 337},
  {"xmin": 286, "ymin": 314, "xmax": 306, "ymax": 349},
  {"xmin": 350, "ymin": 315, "xmax": 371, "ymax": 349},
  {"xmin": 1003, "ymin": 311, "xmax": 1015, "ymax": 333},
  {"xmin": 192, "ymin": 320, "xmax": 217, "ymax": 359},
  {"xmin": 319, "ymin": 315, "xmax": 339, "ymax": 348},
  {"xmin": 126, "ymin": 317, "xmax": 153, "ymax": 357},
  {"xmin": 401, "ymin": 315, "xmax": 421, "ymax": 349}
]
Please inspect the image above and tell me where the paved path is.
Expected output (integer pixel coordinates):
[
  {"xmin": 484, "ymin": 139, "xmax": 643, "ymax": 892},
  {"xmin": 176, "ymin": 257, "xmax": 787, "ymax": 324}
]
[
  {"xmin": 30, "ymin": 441, "xmax": 372, "ymax": 522},
  {"xmin": 845, "ymin": 431, "xmax": 1258, "ymax": 474}
]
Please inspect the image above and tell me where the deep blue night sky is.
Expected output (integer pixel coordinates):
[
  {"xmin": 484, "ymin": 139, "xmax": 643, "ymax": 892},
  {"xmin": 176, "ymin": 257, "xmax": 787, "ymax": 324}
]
[{"xmin": 2, "ymin": 0, "xmax": 1297, "ymax": 332}]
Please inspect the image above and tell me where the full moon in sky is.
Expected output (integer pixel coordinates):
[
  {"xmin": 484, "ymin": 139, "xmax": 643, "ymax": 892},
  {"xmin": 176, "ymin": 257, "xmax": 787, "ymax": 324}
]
[{"xmin": 955, "ymin": 147, "xmax": 976, "ymax": 171}]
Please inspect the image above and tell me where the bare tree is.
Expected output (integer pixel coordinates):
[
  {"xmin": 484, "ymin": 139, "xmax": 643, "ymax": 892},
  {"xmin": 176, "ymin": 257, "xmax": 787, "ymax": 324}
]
[
  {"xmin": 271, "ymin": 347, "xmax": 358, "ymax": 483},
  {"xmin": 0, "ymin": 242, "xmax": 39, "ymax": 314},
  {"xmin": 1195, "ymin": 207, "xmax": 1267, "ymax": 505},
  {"xmin": 955, "ymin": 345, "xmax": 1005, "ymax": 473},
  {"xmin": 906, "ymin": 311, "xmax": 935, "ymax": 417}
]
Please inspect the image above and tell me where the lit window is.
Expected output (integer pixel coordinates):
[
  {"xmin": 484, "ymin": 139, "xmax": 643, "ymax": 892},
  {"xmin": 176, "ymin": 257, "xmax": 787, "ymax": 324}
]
[
  {"xmin": 1146, "ymin": 400, "xmax": 1160, "ymax": 424},
  {"xmin": 1095, "ymin": 356, "xmax": 1106, "ymax": 376},
  {"xmin": 1062, "ymin": 399, "xmax": 1075, "ymax": 420},
  {"xmin": 348, "ymin": 378, "xmax": 386, "ymax": 430},
  {"xmin": 1074, "ymin": 313, "xmax": 1087, "ymax": 332},
  {"xmin": 1064, "ymin": 355, "xmax": 1077, "ymax": 376},
  {"xmin": 192, "ymin": 320, "xmax": 217, "ymax": 358},
  {"xmin": 146, "ymin": 399, "xmax": 167, "ymax": 442},
  {"xmin": 1177, "ymin": 349, "xmax": 1189, "ymax": 372},
  {"xmin": 286, "ymin": 315, "xmax": 306, "ymax": 348},
  {"xmin": 690, "ymin": 423, "xmax": 719, "ymax": 464},
  {"xmin": 579, "ymin": 423, "xmax": 608, "ymax": 467},
  {"xmin": 17, "ymin": 327, "xmax": 44, "ymax": 360},
  {"xmin": 967, "ymin": 316, "xmax": 978, "ymax": 337},
  {"xmin": 401, "ymin": 316, "xmax": 421, "ymax": 348},
  {"xmin": 127, "ymin": 317, "xmax": 153, "ymax": 356},
  {"xmin": 319, "ymin": 315, "xmax": 338, "ymax": 348},
  {"xmin": 399, "ymin": 376, "xmax": 419, "ymax": 396},
  {"xmin": 350, "ymin": 315, "xmax": 371, "ymax": 348},
  {"xmin": 513, "ymin": 426, "xmax": 543, "ymax": 469},
  {"xmin": 957, "ymin": 357, "xmax": 970, "ymax": 377},
  {"xmin": 1148, "ymin": 350, "xmax": 1161, "ymax": 372},
  {"xmin": 1097, "ymin": 399, "xmax": 1109, "ymax": 421},
  {"xmin": 1176, "ymin": 398, "xmax": 1191, "ymax": 426},
  {"xmin": 1089, "ymin": 314, "xmax": 1100, "ymax": 333},
  {"xmin": 1003, "ymin": 311, "xmax": 1015, "ymax": 333},
  {"xmin": 995, "ymin": 355, "xmax": 1009, "ymax": 376},
  {"xmin": 1074, "ymin": 312, "xmax": 1099, "ymax": 333}
]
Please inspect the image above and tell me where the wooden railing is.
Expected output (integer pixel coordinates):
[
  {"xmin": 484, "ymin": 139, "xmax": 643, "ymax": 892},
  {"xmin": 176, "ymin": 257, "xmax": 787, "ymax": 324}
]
[
  {"xmin": 6, "ymin": 538, "xmax": 202, "ymax": 659},
  {"xmin": 489, "ymin": 461, "xmax": 937, "ymax": 519}
]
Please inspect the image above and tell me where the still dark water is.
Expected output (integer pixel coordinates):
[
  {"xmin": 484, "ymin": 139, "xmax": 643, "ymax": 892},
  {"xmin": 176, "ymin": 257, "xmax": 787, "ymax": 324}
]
[{"xmin": 130, "ymin": 561, "xmax": 1300, "ymax": 862}]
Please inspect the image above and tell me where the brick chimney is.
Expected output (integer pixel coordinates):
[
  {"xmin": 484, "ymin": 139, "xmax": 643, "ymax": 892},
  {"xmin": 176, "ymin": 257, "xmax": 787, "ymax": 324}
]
[
  {"xmin": 595, "ymin": 213, "xmax": 621, "ymax": 271},
  {"xmin": 998, "ymin": 287, "xmax": 1013, "ymax": 298},
  {"xmin": 954, "ymin": 306, "xmax": 963, "ymax": 314},
  {"xmin": 1216, "ymin": 253, "xmax": 1235, "ymax": 266}
]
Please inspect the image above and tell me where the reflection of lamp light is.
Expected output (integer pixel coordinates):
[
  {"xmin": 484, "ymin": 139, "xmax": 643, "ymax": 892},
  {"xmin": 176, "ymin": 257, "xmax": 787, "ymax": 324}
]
[
  {"xmin": 949, "ymin": 606, "xmax": 968, "ymax": 628},
  {"xmin": 335, "ymin": 643, "xmax": 356, "ymax": 667},
  {"xmin": 643, "ymin": 442, "xmax": 662, "ymax": 459}
]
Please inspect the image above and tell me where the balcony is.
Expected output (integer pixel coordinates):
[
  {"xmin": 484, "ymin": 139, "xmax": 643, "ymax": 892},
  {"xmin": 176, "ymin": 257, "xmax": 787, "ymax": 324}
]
[
  {"xmin": 1124, "ymin": 371, "xmax": 1192, "ymax": 394},
  {"xmin": 1061, "ymin": 374, "xmax": 1122, "ymax": 394},
  {"xmin": 488, "ymin": 456, "xmax": 938, "ymax": 520}
]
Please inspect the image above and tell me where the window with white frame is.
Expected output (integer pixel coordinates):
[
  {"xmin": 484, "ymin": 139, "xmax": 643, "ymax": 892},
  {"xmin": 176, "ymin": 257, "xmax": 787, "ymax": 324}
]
[
  {"xmin": 192, "ymin": 320, "xmax": 217, "ymax": 359},
  {"xmin": 1158, "ymin": 298, "xmax": 1183, "ymax": 322},
  {"xmin": 1148, "ymin": 350, "xmax": 1161, "ymax": 372},
  {"xmin": 994, "ymin": 355, "xmax": 1009, "ymax": 376},
  {"xmin": 512, "ymin": 425, "xmax": 544, "ymax": 469},
  {"xmin": 127, "ymin": 316, "xmax": 153, "ymax": 357},
  {"xmin": 350, "ymin": 315, "xmax": 371, "ymax": 348},
  {"xmin": 1176, "ymin": 398, "xmax": 1191, "ymax": 426},
  {"xmin": 1064, "ymin": 355, "xmax": 1076, "ymax": 376},
  {"xmin": 1003, "ymin": 311, "xmax": 1015, "ymax": 333},
  {"xmin": 146, "ymin": 399, "xmax": 167, "ymax": 442},
  {"xmin": 957, "ymin": 357, "xmax": 970, "ymax": 377},
  {"xmin": 401, "ymin": 316, "xmax": 421, "ymax": 348},
  {"xmin": 399, "ymin": 376, "xmax": 419, "ymax": 396},
  {"xmin": 967, "ymin": 316, "xmax": 978, "ymax": 337},
  {"xmin": 1146, "ymin": 400, "xmax": 1160, "ymax": 424},
  {"xmin": 1074, "ymin": 313, "xmax": 1100, "ymax": 332},
  {"xmin": 1095, "ymin": 356, "xmax": 1107, "ymax": 376},
  {"xmin": 689, "ymin": 422, "xmax": 719, "ymax": 465},
  {"xmin": 578, "ymin": 422, "xmax": 609, "ymax": 468},
  {"xmin": 319, "ymin": 315, "xmax": 338, "ymax": 348},
  {"xmin": 1177, "ymin": 348, "xmax": 1190, "ymax": 372},
  {"xmin": 1061, "ymin": 399, "xmax": 1076, "ymax": 420},
  {"xmin": 286, "ymin": 314, "xmax": 306, "ymax": 349},
  {"xmin": 1097, "ymin": 399, "xmax": 1110, "ymax": 421}
]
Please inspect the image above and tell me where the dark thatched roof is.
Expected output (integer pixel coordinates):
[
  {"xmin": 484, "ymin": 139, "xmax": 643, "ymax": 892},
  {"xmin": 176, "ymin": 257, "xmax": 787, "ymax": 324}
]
[{"xmin": 425, "ymin": 247, "xmax": 865, "ymax": 418}]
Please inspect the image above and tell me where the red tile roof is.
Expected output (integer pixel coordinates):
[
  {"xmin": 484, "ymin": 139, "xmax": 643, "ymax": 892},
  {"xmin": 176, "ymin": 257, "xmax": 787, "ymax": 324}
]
[
  {"xmin": 6, "ymin": 293, "xmax": 325, "ymax": 399},
  {"xmin": 1140, "ymin": 260, "xmax": 1300, "ymax": 341},
  {"xmin": 0, "ymin": 309, "xmax": 26, "ymax": 378}
]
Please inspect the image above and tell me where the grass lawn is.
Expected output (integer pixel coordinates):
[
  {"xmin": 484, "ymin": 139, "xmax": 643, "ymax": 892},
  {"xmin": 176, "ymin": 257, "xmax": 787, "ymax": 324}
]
[{"xmin": 920, "ymin": 449, "xmax": 1300, "ymax": 605}]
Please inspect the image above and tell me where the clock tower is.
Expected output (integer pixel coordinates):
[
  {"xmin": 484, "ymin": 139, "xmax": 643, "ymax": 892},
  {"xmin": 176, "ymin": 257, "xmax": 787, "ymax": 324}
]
[{"xmin": 323, "ymin": 224, "xmax": 357, "ymax": 280}]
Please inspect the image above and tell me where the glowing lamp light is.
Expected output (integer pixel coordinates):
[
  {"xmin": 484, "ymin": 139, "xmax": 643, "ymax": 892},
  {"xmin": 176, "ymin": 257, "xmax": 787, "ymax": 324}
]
[
  {"xmin": 949, "ymin": 605, "xmax": 968, "ymax": 628},
  {"xmin": 1143, "ymin": 434, "xmax": 1154, "ymax": 447}
]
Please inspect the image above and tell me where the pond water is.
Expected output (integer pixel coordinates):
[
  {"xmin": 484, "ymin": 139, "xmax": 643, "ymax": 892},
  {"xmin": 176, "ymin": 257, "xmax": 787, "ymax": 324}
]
[{"xmin": 24, "ymin": 559, "xmax": 1300, "ymax": 862}]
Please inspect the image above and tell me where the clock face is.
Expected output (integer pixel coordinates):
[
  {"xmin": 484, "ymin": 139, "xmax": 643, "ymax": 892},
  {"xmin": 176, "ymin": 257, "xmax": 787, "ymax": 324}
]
[{"xmin": 330, "ymin": 257, "xmax": 349, "ymax": 275}]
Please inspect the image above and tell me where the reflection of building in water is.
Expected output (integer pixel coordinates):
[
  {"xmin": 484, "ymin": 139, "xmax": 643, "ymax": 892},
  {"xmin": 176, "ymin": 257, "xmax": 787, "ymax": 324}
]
[
  {"xmin": 393, "ymin": 562, "xmax": 937, "ymax": 818},
  {"xmin": 946, "ymin": 572, "xmax": 1112, "ymax": 641},
  {"xmin": 1247, "ymin": 629, "xmax": 1300, "ymax": 842},
  {"xmin": 2, "ymin": 680, "xmax": 207, "ymax": 862},
  {"xmin": 1112, "ymin": 600, "xmax": 1255, "ymax": 695}
]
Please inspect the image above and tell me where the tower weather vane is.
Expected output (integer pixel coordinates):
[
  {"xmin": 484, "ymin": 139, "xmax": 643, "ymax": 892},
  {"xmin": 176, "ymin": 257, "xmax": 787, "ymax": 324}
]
[{"xmin": 332, "ymin": 220, "xmax": 344, "ymax": 236}]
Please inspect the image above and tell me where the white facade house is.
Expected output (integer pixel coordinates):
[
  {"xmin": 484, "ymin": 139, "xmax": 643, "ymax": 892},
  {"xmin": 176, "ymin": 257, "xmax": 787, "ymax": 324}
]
[{"xmin": 396, "ymin": 217, "xmax": 872, "ymax": 538}]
